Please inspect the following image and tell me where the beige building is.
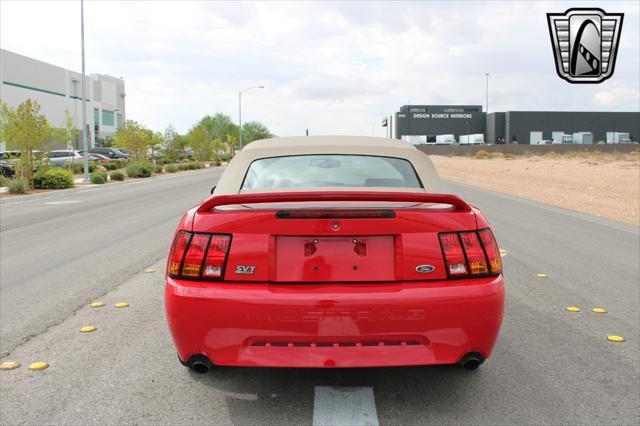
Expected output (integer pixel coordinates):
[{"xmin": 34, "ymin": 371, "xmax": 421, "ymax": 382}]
[{"xmin": 0, "ymin": 49, "xmax": 126, "ymax": 150}]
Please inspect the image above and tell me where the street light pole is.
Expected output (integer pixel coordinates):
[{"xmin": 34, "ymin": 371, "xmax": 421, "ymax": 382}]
[
  {"xmin": 80, "ymin": 0, "xmax": 89, "ymax": 182},
  {"xmin": 485, "ymin": 73, "xmax": 489, "ymax": 114},
  {"xmin": 485, "ymin": 73, "xmax": 490, "ymax": 143},
  {"xmin": 238, "ymin": 85, "xmax": 264, "ymax": 150}
]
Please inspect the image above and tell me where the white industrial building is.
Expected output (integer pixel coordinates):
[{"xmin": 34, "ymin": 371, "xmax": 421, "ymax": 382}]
[{"xmin": 0, "ymin": 49, "xmax": 125, "ymax": 150}]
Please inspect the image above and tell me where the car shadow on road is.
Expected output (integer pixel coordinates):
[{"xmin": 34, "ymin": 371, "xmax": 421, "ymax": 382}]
[{"xmin": 187, "ymin": 364, "xmax": 483, "ymax": 425}]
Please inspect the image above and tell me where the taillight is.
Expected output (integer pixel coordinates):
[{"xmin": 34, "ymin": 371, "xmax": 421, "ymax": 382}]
[
  {"xmin": 460, "ymin": 232, "xmax": 488, "ymax": 275},
  {"xmin": 167, "ymin": 231, "xmax": 231, "ymax": 280},
  {"xmin": 203, "ymin": 235, "xmax": 231, "ymax": 278},
  {"xmin": 168, "ymin": 231, "xmax": 191, "ymax": 276},
  {"xmin": 478, "ymin": 229, "xmax": 502, "ymax": 274},
  {"xmin": 439, "ymin": 229, "xmax": 501, "ymax": 278},
  {"xmin": 439, "ymin": 233, "xmax": 468, "ymax": 276}
]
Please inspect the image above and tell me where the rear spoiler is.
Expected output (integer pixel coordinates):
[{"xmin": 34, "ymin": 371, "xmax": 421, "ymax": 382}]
[{"xmin": 197, "ymin": 191, "xmax": 471, "ymax": 213}]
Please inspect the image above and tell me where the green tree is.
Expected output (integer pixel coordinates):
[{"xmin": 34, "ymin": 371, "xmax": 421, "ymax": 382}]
[
  {"xmin": 162, "ymin": 124, "xmax": 183, "ymax": 161},
  {"xmin": 198, "ymin": 113, "xmax": 238, "ymax": 142},
  {"xmin": 187, "ymin": 124, "xmax": 214, "ymax": 161},
  {"xmin": 53, "ymin": 108, "xmax": 79, "ymax": 150},
  {"xmin": 241, "ymin": 121, "xmax": 273, "ymax": 145},
  {"xmin": 0, "ymin": 99, "xmax": 52, "ymax": 188},
  {"xmin": 113, "ymin": 120, "xmax": 148, "ymax": 162}
]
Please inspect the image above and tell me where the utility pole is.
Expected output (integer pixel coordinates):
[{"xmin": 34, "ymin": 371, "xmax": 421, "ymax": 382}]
[{"xmin": 80, "ymin": 0, "xmax": 89, "ymax": 182}]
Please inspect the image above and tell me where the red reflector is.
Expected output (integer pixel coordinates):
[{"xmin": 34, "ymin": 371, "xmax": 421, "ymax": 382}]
[
  {"xmin": 478, "ymin": 229, "xmax": 502, "ymax": 274},
  {"xmin": 168, "ymin": 231, "xmax": 191, "ymax": 277},
  {"xmin": 203, "ymin": 235, "xmax": 231, "ymax": 279},
  {"xmin": 439, "ymin": 233, "xmax": 467, "ymax": 276},
  {"xmin": 182, "ymin": 234, "xmax": 210, "ymax": 277},
  {"xmin": 460, "ymin": 232, "xmax": 489, "ymax": 275}
]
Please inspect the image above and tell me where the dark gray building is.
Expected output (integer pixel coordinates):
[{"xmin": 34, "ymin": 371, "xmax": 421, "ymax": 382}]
[
  {"xmin": 500, "ymin": 111, "xmax": 639, "ymax": 144},
  {"xmin": 394, "ymin": 105, "xmax": 485, "ymax": 143},
  {"xmin": 395, "ymin": 105, "xmax": 639, "ymax": 144}
]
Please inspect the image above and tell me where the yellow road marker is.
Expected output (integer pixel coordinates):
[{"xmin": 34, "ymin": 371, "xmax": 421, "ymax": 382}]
[
  {"xmin": 0, "ymin": 360, "xmax": 21, "ymax": 370},
  {"xmin": 499, "ymin": 248, "xmax": 508, "ymax": 257},
  {"xmin": 565, "ymin": 306, "xmax": 581, "ymax": 313},
  {"xmin": 114, "ymin": 302, "xmax": 129, "ymax": 308},
  {"xmin": 592, "ymin": 307, "xmax": 607, "ymax": 314},
  {"xmin": 89, "ymin": 302, "xmax": 105, "ymax": 308},
  {"xmin": 536, "ymin": 273, "xmax": 547, "ymax": 278},
  {"xmin": 28, "ymin": 362, "xmax": 49, "ymax": 371},
  {"xmin": 80, "ymin": 326, "xmax": 97, "ymax": 333},
  {"xmin": 607, "ymin": 335, "xmax": 625, "ymax": 343},
  {"xmin": 144, "ymin": 268, "xmax": 156, "ymax": 273}
]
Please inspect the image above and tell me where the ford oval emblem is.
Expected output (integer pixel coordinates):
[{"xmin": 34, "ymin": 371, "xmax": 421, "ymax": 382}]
[{"xmin": 416, "ymin": 264, "xmax": 435, "ymax": 274}]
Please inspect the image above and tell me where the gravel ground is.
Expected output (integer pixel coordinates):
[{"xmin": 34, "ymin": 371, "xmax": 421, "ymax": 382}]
[{"xmin": 430, "ymin": 153, "xmax": 640, "ymax": 226}]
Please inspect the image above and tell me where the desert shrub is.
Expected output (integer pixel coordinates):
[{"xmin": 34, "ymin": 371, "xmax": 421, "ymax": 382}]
[
  {"xmin": 474, "ymin": 150, "xmax": 495, "ymax": 159},
  {"xmin": 8, "ymin": 178, "xmax": 29, "ymax": 194},
  {"xmin": 165, "ymin": 164, "xmax": 177, "ymax": 173},
  {"xmin": 0, "ymin": 175, "xmax": 9, "ymax": 187},
  {"xmin": 68, "ymin": 162, "xmax": 96, "ymax": 174},
  {"xmin": 90, "ymin": 172, "xmax": 107, "ymax": 184},
  {"xmin": 155, "ymin": 165, "xmax": 164, "ymax": 174},
  {"xmin": 110, "ymin": 171, "xmax": 125, "ymax": 181},
  {"xmin": 126, "ymin": 162, "xmax": 154, "ymax": 178},
  {"xmin": 95, "ymin": 164, "xmax": 107, "ymax": 173},
  {"xmin": 34, "ymin": 168, "xmax": 74, "ymax": 189}
]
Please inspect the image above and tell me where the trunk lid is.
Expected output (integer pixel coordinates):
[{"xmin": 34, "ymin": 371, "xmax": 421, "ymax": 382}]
[{"xmin": 192, "ymin": 192, "xmax": 477, "ymax": 282}]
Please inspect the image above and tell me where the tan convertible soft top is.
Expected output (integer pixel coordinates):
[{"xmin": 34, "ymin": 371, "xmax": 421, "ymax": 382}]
[{"xmin": 213, "ymin": 135, "xmax": 444, "ymax": 195}]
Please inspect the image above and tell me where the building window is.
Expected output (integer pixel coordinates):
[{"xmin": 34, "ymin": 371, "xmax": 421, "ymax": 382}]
[
  {"xmin": 102, "ymin": 110, "xmax": 114, "ymax": 126},
  {"xmin": 94, "ymin": 108, "xmax": 100, "ymax": 125},
  {"xmin": 116, "ymin": 112, "xmax": 122, "ymax": 129}
]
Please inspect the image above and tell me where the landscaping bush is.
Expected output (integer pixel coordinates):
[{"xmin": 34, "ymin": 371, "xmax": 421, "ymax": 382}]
[
  {"xmin": 8, "ymin": 178, "xmax": 29, "ymax": 194},
  {"xmin": 165, "ymin": 164, "xmax": 177, "ymax": 173},
  {"xmin": 110, "ymin": 159, "xmax": 127, "ymax": 169},
  {"xmin": 34, "ymin": 168, "xmax": 74, "ymax": 189},
  {"xmin": 105, "ymin": 162, "xmax": 118, "ymax": 170},
  {"xmin": 0, "ymin": 175, "xmax": 9, "ymax": 187},
  {"xmin": 95, "ymin": 164, "xmax": 108, "ymax": 173},
  {"xmin": 90, "ymin": 172, "xmax": 107, "ymax": 184},
  {"xmin": 68, "ymin": 162, "xmax": 95, "ymax": 174},
  {"xmin": 126, "ymin": 162, "xmax": 154, "ymax": 178},
  {"xmin": 155, "ymin": 165, "xmax": 164, "ymax": 174},
  {"xmin": 110, "ymin": 171, "xmax": 125, "ymax": 181}
]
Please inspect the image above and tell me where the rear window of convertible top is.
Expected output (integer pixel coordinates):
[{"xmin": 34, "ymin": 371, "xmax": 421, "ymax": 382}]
[{"xmin": 241, "ymin": 154, "xmax": 422, "ymax": 190}]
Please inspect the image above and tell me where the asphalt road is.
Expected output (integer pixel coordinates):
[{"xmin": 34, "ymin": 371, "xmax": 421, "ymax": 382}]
[{"xmin": 0, "ymin": 171, "xmax": 638, "ymax": 425}]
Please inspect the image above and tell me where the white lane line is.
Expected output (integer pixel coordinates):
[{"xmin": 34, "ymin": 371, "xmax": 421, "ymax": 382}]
[
  {"xmin": 313, "ymin": 386, "xmax": 379, "ymax": 426},
  {"xmin": 44, "ymin": 200, "xmax": 80, "ymax": 205}
]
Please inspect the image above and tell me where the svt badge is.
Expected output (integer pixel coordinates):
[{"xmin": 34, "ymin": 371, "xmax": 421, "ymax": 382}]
[
  {"xmin": 547, "ymin": 8, "xmax": 623, "ymax": 83},
  {"xmin": 235, "ymin": 265, "xmax": 256, "ymax": 275}
]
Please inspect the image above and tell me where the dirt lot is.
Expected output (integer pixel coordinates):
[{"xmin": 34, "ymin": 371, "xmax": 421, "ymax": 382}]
[{"xmin": 430, "ymin": 151, "xmax": 640, "ymax": 226}]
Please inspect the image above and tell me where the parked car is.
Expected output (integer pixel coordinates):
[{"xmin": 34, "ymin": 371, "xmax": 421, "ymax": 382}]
[
  {"xmin": 48, "ymin": 150, "xmax": 84, "ymax": 167},
  {"xmin": 0, "ymin": 160, "xmax": 14, "ymax": 177},
  {"xmin": 89, "ymin": 147, "xmax": 129, "ymax": 160},
  {"xmin": 79, "ymin": 151, "xmax": 110, "ymax": 164},
  {"xmin": 165, "ymin": 136, "xmax": 504, "ymax": 373}
]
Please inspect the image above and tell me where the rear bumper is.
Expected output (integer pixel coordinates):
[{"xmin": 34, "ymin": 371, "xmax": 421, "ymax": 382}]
[{"xmin": 165, "ymin": 276, "xmax": 504, "ymax": 368}]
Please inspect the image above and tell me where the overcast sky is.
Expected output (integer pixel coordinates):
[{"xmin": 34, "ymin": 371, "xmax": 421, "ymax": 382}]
[{"xmin": 1, "ymin": 1, "xmax": 639, "ymax": 136}]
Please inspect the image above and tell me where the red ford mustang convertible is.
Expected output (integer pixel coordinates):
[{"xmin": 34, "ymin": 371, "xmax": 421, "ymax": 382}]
[{"xmin": 165, "ymin": 136, "xmax": 504, "ymax": 373}]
